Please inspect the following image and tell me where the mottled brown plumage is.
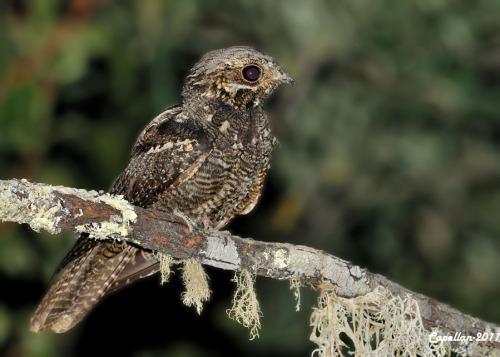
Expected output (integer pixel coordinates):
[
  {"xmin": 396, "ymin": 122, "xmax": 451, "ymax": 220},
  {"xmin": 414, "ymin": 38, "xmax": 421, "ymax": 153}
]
[{"xmin": 30, "ymin": 46, "xmax": 293, "ymax": 333}]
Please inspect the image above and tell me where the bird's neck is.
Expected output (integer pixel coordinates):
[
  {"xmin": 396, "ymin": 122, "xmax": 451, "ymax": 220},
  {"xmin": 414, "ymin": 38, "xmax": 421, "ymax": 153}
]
[
  {"xmin": 182, "ymin": 96, "xmax": 260, "ymax": 123},
  {"xmin": 181, "ymin": 97, "xmax": 270, "ymax": 147}
]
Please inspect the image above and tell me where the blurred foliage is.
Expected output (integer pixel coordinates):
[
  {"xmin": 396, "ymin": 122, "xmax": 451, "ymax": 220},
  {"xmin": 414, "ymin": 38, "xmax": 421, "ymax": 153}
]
[{"xmin": 1, "ymin": 0, "xmax": 500, "ymax": 356}]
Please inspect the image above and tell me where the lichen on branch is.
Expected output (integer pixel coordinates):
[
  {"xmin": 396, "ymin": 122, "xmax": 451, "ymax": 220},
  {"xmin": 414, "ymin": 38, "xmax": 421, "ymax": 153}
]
[
  {"xmin": 155, "ymin": 252, "xmax": 175, "ymax": 285},
  {"xmin": 181, "ymin": 258, "xmax": 211, "ymax": 314},
  {"xmin": 310, "ymin": 287, "xmax": 449, "ymax": 357},
  {"xmin": 1, "ymin": 179, "xmax": 499, "ymax": 356},
  {"xmin": 227, "ymin": 269, "xmax": 262, "ymax": 340},
  {"xmin": 0, "ymin": 178, "xmax": 136, "ymax": 238}
]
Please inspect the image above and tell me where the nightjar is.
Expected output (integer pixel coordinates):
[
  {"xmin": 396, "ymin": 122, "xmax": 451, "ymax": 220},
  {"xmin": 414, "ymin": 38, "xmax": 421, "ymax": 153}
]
[{"xmin": 31, "ymin": 46, "xmax": 294, "ymax": 333}]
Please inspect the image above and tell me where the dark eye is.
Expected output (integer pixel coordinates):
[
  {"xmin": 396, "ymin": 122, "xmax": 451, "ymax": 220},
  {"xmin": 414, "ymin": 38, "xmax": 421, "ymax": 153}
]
[{"xmin": 242, "ymin": 65, "xmax": 261, "ymax": 82}]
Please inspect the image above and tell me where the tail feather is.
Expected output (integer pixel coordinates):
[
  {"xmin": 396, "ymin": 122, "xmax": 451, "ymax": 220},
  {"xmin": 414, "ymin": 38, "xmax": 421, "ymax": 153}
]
[{"xmin": 30, "ymin": 241, "xmax": 135, "ymax": 333}]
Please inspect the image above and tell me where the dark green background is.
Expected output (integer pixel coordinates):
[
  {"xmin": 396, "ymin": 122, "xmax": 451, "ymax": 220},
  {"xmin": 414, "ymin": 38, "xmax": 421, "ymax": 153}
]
[{"xmin": 1, "ymin": 1, "xmax": 500, "ymax": 356}]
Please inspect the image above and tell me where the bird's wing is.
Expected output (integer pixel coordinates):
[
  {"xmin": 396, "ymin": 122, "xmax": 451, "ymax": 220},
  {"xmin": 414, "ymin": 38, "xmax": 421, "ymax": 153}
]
[
  {"xmin": 105, "ymin": 110, "xmax": 213, "ymax": 292},
  {"xmin": 31, "ymin": 107, "xmax": 213, "ymax": 333},
  {"xmin": 111, "ymin": 108, "xmax": 212, "ymax": 207}
]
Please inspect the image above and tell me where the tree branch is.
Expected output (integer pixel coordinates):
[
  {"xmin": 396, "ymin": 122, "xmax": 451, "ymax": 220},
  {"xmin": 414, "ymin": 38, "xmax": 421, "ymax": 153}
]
[{"xmin": 1, "ymin": 178, "xmax": 499, "ymax": 355}]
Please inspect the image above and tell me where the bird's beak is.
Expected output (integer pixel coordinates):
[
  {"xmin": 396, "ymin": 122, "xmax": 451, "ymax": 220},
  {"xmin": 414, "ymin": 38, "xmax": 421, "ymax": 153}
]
[
  {"xmin": 281, "ymin": 72, "xmax": 296, "ymax": 85},
  {"xmin": 273, "ymin": 68, "xmax": 295, "ymax": 85}
]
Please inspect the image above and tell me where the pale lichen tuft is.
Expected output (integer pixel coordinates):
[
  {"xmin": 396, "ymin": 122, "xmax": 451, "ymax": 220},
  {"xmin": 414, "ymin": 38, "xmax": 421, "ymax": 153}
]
[
  {"xmin": 181, "ymin": 258, "xmax": 211, "ymax": 314},
  {"xmin": 310, "ymin": 287, "xmax": 450, "ymax": 357},
  {"xmin": 154, "ymin": 252, "xmax": 174, "ymax": 285},
  {"xmin": 290, "ymin": 278, "xmax": 302, "ymax": 312},
  {"xmin": 227, "ymin": 269, "xmax": 262, "ymax": 340}
]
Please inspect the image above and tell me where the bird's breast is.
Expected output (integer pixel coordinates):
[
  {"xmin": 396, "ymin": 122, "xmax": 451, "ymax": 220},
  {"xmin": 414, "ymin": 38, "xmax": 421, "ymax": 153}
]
[{"xmin": 154, "ymin": 139, "xmax": 272, "ymax": 228}]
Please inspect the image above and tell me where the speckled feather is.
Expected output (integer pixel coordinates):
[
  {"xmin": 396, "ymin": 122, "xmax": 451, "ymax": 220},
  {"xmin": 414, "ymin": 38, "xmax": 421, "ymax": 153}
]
[{"xmin": 31, "ymin": 46, "xmax": 293, "ymax": 333}]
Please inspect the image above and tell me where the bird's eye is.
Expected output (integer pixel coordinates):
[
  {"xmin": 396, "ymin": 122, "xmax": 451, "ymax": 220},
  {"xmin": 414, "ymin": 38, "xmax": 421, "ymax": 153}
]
[{"xmin": 242, "ymin": 65, "xmax": 261, "ymax": 82}]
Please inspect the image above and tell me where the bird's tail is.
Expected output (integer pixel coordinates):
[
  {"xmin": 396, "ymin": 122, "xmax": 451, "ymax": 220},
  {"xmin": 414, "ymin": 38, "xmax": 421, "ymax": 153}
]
[{"xmin": 30, "ymin": 238, "xmax": 158, "ymax": 333}]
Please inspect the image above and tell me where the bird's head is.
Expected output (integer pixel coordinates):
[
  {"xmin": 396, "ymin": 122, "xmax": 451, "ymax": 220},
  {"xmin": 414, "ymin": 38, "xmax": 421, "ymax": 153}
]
[{"xmin": 182, "ymin": 46, "xmax": 294, "ymax": 109}]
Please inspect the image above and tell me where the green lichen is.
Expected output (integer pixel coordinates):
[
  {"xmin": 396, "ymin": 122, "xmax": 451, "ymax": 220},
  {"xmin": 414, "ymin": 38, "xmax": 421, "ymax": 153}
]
[
  {"xmin": 0, "ymin": 179, "xmax": 70, "ymax": 234},
  {"xmin": 0, "ymin": 179, "xmax": 137, "ymax": 239}
]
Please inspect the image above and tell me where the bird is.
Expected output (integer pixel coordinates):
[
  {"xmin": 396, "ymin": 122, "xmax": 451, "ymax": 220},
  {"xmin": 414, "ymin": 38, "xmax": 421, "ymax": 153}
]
[{"xmin": 30, "ymin": 46, "xmax": 294, "ymax": 333}]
